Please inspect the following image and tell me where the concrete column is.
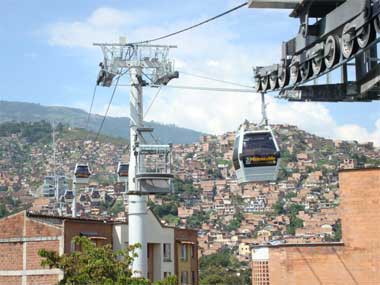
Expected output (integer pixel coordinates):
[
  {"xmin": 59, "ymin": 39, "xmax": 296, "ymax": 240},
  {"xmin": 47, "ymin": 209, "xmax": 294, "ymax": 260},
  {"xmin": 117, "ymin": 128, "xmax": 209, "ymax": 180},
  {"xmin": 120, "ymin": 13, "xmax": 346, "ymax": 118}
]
[{"xmin": 128, "ymin": 66, "xmax": 148, "ymax": 278}]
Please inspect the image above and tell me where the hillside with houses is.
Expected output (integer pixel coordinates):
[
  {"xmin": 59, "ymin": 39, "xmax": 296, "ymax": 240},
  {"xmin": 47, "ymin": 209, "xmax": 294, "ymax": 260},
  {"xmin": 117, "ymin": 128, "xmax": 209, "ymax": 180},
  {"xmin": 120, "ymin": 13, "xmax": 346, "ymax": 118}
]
[{"xmin": 1, "ymin": 120, "xmax": 379, "ymax": 262}]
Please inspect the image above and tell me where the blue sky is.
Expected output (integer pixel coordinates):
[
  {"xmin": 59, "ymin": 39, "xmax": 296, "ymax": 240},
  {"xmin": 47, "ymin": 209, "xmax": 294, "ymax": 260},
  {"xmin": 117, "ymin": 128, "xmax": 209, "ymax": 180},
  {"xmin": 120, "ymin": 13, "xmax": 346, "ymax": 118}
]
[{"xmin": 1, "ymin": 0, "xmax": 379, "ymax": 145}]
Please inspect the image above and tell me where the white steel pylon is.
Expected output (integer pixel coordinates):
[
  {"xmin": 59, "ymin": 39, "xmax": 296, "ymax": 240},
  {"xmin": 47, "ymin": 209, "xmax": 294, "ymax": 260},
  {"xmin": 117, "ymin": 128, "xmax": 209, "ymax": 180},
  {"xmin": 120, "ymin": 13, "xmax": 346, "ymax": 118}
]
[{"xmin": 94, "ymin": 38, "xmax": 178, "ymax": 278}]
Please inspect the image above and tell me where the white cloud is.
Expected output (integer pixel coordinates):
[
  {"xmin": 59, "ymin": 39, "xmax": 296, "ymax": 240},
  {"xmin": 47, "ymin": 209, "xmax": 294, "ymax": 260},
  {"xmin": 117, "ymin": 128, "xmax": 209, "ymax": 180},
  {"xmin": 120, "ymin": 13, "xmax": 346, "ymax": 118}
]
[
  {"xmin": 47, "ymin": 7, "xmax": 143, "ymax": 48},
  {"xmin": 47, "ymin": 6, "xmax": 380, "ymax": 146},
  {"xmin": 335, "ymin": 119, "xmax": 380, "ymax": 145}
]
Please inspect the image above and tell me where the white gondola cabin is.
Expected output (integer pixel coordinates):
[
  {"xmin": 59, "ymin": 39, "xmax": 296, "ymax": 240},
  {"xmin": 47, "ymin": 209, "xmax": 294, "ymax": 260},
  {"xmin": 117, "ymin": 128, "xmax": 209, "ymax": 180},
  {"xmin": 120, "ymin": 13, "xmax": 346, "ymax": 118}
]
[
  {"xmin": 74, "ymin": 163, "xmax": 91, "ymax": 184},
  {"xmin": 117, "ymin": 162, "xmax": 129, "ymax": 183},
  {"xmin": 233, "ymin": 127, "xmax": 281, "ymax": 184}
]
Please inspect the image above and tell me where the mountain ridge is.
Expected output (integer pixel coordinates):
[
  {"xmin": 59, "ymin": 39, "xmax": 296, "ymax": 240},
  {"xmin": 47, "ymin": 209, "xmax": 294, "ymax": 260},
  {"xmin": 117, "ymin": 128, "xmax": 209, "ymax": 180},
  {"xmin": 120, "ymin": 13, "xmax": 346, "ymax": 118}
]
[{"xmin": 0, "ymin": 100, "xmax": 204, "ymax": 144}]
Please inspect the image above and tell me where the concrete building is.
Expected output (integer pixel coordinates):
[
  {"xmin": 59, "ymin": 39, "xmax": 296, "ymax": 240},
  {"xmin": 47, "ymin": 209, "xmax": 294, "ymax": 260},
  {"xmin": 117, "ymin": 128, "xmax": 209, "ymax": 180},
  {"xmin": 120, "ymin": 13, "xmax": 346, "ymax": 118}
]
[
  {"xmin": 251, "ymin": 168, "xmax": 380, "ymax": 285},
  {"xmin": 0, "ymin": 209, "xmax": 198, "ymax": 285},
  {"xmin": 114, "ymin": 210, "xmax": 175, "ymax": 282},
  {"xmin": 175, "ymin": 228, "xmax": 199, "ymax": 285},
  {"xmin": 239, "ymin": 243, "xmax": 251, "ymax": 257}
]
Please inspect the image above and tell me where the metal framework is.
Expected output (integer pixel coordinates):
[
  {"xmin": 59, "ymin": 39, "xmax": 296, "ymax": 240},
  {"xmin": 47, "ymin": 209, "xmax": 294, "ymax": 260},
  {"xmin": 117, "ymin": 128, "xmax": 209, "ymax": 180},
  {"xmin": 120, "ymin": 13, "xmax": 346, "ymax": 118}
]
[
  {"xmin": 249, "ymin": 0, "xmax": 380, "ymax": 102},
  {"xmin": 95, "ymin": 38, "xmax": 177, "ymax": 278}
]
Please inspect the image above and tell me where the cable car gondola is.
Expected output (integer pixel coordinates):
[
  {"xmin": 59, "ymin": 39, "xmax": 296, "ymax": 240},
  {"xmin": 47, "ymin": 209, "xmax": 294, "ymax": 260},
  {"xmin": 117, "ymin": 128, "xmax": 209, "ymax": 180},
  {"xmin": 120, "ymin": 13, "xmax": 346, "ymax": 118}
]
[
  {"xmin": 63, "ymin": 190, "xmax": 74, "ymax": 203},
  {"xmin": 74, "ymin": 163, "xmax": 91, "ymax": 184},
  {"xmin": 233, "ymin": 127, "xmax": 281, "ymax": 184},
  {"xmin": 117, "ymin": 162, "xmax": 129, "ymax": 183}
]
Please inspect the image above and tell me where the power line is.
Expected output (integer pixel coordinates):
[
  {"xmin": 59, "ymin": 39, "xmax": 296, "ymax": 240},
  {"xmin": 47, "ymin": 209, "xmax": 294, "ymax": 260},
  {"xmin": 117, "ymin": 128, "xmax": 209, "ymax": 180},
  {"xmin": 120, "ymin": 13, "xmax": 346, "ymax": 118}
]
[
  {"xmin": 132, "ymin": 2, "xmax": 248, "ymax": 44},
  {"xmin": 94, "ymin": 75, "xmax": 121, "ymax": 141},
  {"xmin": 179, "ymin": 70, "xmax": 253, "ymax": 88}
]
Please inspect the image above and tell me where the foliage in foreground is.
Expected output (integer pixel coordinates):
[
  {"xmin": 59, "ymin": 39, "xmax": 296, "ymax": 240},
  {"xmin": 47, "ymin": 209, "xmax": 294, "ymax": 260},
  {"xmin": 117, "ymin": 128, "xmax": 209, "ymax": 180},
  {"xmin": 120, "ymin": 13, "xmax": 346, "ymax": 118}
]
[
  {"xmin": 200, "ymin": 248, "xmax": 251, "ymax": 285},
  {"xmin": 39, "ymin": 236, "xmax": 177, "ymax": 285}
]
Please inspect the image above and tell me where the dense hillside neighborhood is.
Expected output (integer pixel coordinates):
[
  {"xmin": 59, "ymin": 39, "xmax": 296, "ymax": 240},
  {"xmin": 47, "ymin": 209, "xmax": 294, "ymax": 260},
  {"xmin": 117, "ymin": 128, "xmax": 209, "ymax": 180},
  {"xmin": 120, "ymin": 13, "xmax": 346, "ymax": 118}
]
[{"xmin": 1, "ymin": 120, "xmax": 379, "ymax": 263}]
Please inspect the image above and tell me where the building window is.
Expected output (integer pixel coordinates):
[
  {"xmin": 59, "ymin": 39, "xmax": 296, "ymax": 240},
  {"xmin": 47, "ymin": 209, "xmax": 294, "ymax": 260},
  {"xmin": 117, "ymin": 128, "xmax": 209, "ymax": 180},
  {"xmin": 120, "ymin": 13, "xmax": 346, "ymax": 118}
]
[
  {"xmin": 164, "ymin": 272, "xmax": 171, "ymax": 278},
  {"xmin": 190, "ymin": 244, "xmax": 195, "ymax": 258},
  {"xmin": 181, "ymin": 244, "xmax": 187, "ymax": 261},
  {"xmin": 163, "ymin": 243, "xmax": 171, "ymax": 262},
  {"xmin": 181, "ymin": 271, "xmax": 188, "ymax": 285},
  {"xmin": 192, "ymin": 271, "xmax": 196, "ymax": 285}
]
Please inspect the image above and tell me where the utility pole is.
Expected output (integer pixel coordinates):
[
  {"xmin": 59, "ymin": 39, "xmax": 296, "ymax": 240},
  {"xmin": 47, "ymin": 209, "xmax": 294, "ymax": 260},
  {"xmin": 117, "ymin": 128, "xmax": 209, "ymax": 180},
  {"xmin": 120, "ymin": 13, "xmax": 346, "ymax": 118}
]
[{"xmin": 95, "ymin": 38, "xmax": 178, "ymax": 278}]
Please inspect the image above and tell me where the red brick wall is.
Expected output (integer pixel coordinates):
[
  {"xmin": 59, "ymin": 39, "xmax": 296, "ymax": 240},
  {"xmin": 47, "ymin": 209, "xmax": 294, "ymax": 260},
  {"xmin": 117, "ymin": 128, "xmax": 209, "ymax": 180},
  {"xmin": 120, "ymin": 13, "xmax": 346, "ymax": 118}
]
[
  {"xmin": 264, "ymin": 169, "xmax": 380, "ymax": 285},
  {"xmin": 0, "ymin": 212, "xmax": 25, "ymax": 238},
  {"xmin": 339, "ymin": 169, "xmax": 380, "ymax": 248},
  {"xmin": 26, "ymin": 219, "xmax": 62, "ymax": 238},
  {"xmin": 0, "ymin": 212, "xmax": 63, "ymax": 285},
  {"xmin": 26, "ymin": 240, "xmax": 60, "ymax": 270},
  {"xmin": 269, "ymin": 246, "xmax": 348, "ymax": 285},
  {"xmin": 252, "ymin": 260, "xmax": 270, "ymax": 285},
  {"xmin": 63, "ymin": 220, "xmax": 113, "ymax": 253},
  {"xmin": 0, "ymin": 243, "xmax": 23, "ymax": 270},
  {"xmin": 27, "ymin": 274, "xmax": 59, "ymax": 285},
  {"xmin": 0, "ymin": 276, "xmax": 22, "ymax": 285}
]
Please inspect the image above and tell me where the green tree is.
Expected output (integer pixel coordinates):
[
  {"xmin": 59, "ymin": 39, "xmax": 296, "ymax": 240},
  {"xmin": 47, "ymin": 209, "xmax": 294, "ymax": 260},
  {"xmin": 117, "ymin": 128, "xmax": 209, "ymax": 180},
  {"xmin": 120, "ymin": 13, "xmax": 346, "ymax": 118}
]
[
  {"xmin": 162, "ymin": 214, "xmax": 180, "ymax": 226},
  {"xmin": 39, "ymin": 236, "xmax": 176, "ymax": 285},
  {"xmin": 285, "ymin": 203, "xmax": 305, "ymax": 235},
  {"xmin": 150, "ymin": 202, "xmax": 178, "ymax": 218},
  {"xmin": 286, "ymin": 216, "xmax": 304, "ymax": 235},
  {"xmin": 110, "ymin": 199, "xmax": 125, "ymax": 216},
  {"xmin": 187, "ymin": 211, "xmax": 209, "ymax": 229},
  {"xmin": 225, "ymin": 212, "xmax": 244, "ymax": 232},
  {"xmin": 324, "ymin": 219, "xmax": 342, "ymax": 242},
  {"xmin": 200, "ymin": 249, "xmax": 251, "ymax": 285},
  {"xmin": 0, "ymin": 203, "xmax": 8, "ymax": 218},
  {"xmin": 273, "ymin": 200, "xmax": 285, "ymax": 215}
]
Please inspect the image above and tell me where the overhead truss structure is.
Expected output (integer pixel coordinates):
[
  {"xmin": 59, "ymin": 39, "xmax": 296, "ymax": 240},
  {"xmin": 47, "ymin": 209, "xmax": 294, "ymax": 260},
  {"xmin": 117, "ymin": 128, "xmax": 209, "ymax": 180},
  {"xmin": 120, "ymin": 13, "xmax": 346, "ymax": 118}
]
[{"xmin": 249, "ymin": 0, "xmax": 380, "ymax": 102}]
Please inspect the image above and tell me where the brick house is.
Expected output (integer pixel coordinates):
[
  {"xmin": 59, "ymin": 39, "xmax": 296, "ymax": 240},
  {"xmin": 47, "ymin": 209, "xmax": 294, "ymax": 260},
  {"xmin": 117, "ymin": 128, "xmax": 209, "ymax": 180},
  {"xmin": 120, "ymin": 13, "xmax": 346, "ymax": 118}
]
[
  {"xmin": 0, "ymin": 211, "xmax": 114, "ymax": 285},
  {"xmin": 0, "ymin": 209, "xmax": 198, "ymax": 285}
]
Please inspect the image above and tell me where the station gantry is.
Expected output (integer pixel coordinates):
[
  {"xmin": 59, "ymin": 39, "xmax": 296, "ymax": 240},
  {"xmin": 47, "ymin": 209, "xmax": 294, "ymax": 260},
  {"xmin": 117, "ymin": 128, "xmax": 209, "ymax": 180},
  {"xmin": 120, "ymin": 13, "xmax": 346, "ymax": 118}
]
[
  {"xmin": 134, "ymin": 144, "xmax": 174, "ymax": 194},
  {"xmin": 249, "ymin": 0, "xmax": 380, "ymax": 102}
]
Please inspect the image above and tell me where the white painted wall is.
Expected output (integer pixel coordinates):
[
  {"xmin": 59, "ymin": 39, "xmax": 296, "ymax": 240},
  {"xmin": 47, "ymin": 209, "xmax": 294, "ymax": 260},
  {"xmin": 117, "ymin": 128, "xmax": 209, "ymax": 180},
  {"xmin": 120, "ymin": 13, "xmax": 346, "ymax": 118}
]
[
  {"xmin": 252, "ymin": 247, "xmax": 269, "ymax": 261},
  {"xmin": 113, "ymin": 209, "xmax": 174, "ymax": 281}
]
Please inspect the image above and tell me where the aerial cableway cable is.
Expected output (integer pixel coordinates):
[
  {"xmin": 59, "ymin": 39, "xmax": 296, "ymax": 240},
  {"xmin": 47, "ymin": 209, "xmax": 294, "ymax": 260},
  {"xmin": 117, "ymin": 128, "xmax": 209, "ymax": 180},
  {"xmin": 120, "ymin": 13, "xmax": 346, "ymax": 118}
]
[
  {"xmin": 179, "ymin": 70, "xmax": 253, "ymax": 89},
  {"xmin": 85, "ymin": 84, "xmax": 98, "ymax": 139},
  {"xmin": 94, "ymin": 75, "xmax": 121, "ymax": 142},
  {"xmin": 93, "ymin": 68, "xmax": 130, "ymax": 141},
  {"xmin": 131, "ymin": 2, "xmax": 248, "ymax": 44},
  {"xmin": 144, "ymin": 86, "xmax": 162, "ymax": 118}
]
